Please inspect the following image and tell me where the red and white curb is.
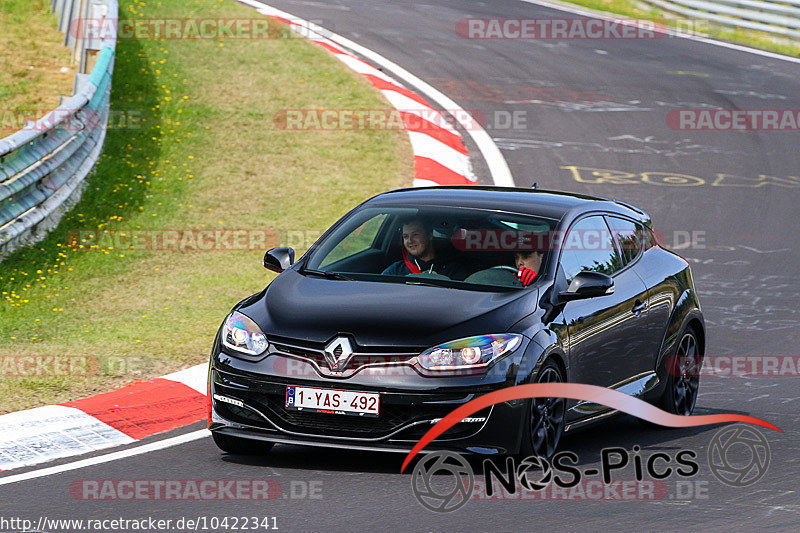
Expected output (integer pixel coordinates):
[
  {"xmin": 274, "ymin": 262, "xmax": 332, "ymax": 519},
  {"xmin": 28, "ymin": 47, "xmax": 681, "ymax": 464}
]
[
  {"xmin": 243, "ymin": 0, "xmax": 479, "ymax": 186},
  {"xmin": 0, "ymin": 364, "xmax": 207, "ymax": 471}
]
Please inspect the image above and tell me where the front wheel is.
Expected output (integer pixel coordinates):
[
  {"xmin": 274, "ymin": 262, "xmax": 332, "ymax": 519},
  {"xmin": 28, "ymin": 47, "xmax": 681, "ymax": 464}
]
[
  {"xmin": 212, "ymin": 432, "xmax": 274, "ymax": 455},
  {"xmin": 519, "ymin": 360, "xmax": 565, "ymax": 458}
]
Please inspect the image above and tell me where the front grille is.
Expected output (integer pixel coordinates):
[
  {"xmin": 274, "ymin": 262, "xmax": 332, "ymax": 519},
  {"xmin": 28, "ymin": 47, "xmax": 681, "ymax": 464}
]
[
  {"xmin": 271, "ymin": 342, "xmax": 321, "ymax": 358},
  {"xmin": 239, "ymin": 387, "xmax": 458, "ymax": 437},
  {"xmin": 214, "ymin": 376, "xmax": 488, "ymax": 440},
  {"xmin": 272, "ymin": 403, "xmax": 415, "ymax": 434},
  {"xmin": 268, "ymin": 335, "xmax": 420, "ymax": 375}
]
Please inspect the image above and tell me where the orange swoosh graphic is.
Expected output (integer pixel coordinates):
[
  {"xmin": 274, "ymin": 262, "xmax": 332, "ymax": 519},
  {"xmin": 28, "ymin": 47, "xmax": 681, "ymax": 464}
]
[{"xmin": 400, "ymin": 383, "xmax": 781, "ymax": 472}]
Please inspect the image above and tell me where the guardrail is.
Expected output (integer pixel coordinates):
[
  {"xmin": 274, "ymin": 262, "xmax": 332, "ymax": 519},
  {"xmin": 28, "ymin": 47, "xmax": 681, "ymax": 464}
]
[
  {"xmin": 640, "ymin": 0, "xmax": 800, "ymax": 39},
  {"xmin": 0, "ymin": 0, "xmax": 118, "ymax": 259}
]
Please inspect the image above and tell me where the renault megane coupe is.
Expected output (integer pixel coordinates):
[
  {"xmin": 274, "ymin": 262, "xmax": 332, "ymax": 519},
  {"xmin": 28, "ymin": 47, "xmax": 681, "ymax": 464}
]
[{"xmin": 208, "ymin": 187, "xmax": 705, "ymax": 458}]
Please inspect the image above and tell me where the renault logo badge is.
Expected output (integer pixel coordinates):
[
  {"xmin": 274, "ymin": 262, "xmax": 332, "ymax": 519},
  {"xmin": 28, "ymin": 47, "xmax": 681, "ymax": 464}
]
[{"xmin": 324, "ymin": 337, "xmax": 354, "ymax": 371}]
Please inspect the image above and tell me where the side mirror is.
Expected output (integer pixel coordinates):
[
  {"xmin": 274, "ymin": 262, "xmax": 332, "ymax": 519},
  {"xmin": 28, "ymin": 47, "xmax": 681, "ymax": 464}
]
[
  {"xmin": 559, "ymin": 271, "xmax": 614, "ymax": 302},
  {"xmin": 263, "ymin": 247, "xmax": 295, "ymax": 273}
]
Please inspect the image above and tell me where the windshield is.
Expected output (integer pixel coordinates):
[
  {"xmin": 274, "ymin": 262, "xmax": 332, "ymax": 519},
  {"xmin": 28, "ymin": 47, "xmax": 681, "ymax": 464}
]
[{"xmin": 304, "ymin": 206, "xmax": 559, "ymax": 291}]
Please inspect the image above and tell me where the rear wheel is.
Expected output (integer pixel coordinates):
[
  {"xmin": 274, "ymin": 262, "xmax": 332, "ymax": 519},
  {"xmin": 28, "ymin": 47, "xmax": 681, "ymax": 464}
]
[
  {"xmin": 212, "ymin": 432, "xmax": 274, "ymax": 455},
  {"xmin": 519, "ymin": 360, "xmax": 565, "ymax": 458},
  {"xmin": 641, "ymin": 326, "xmax": 702, "ymax": 427},
  {"xmin": 662, "ymin": 329, "xmax": 702, "ymax": 416}
]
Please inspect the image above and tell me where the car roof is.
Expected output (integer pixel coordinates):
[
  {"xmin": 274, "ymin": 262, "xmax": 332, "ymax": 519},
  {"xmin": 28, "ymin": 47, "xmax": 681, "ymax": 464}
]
[{"xmin": 364, "ymin": 186, "xmax": 650, "ymax": 224}]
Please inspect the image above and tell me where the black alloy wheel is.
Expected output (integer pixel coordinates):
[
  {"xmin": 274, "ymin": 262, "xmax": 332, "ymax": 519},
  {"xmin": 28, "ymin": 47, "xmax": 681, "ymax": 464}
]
[
  {"xmin": 665, "ymin": 330, "xmax": 702, "ymax": 416},
  {"xmin": 521, "ymin": 360, "xmax": 565, "ymax": 458}
]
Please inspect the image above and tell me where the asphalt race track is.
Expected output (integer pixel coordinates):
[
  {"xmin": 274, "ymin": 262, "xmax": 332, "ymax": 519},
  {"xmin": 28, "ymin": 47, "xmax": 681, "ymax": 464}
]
[{"xmin": 3, "ymin": 0, "xmax": 800, "ymax": 530}]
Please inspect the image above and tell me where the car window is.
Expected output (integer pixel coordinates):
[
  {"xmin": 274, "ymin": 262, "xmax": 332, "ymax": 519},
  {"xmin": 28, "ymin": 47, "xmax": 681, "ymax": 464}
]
[
  {"xmin": 319, "ymin": 214, "xmax": 388, "ymax": 268},
  {"xmin": 304, "ymin": 206, "xmax": 559, "ymax": 291},
  {"xmin": 606, "ymin": 216, "xmax": 643, "ymax": 266},
  {"xmin": 559, "ymin": 215, "xmax": 621, "ymax": 283}
]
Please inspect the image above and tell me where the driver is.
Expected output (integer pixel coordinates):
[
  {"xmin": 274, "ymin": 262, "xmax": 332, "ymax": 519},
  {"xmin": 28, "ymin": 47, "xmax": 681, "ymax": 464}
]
[
  {"xmin": 514, "ymin": 250, "xmax": 543, "ymax": 286},
  {"xmin": 382, "ymin": 217, "xmax": 465, "ymax": 278}
]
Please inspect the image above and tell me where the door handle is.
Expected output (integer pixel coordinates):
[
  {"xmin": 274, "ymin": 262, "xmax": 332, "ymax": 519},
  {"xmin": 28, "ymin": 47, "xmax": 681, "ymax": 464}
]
[{"xmin": 632, "ymin": 300, "xmax": 646, "ymax": 317}]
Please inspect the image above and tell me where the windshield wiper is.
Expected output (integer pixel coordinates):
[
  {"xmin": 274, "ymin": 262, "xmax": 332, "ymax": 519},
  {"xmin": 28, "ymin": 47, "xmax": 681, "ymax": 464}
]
[
  {"xmin": 302, "ymin": 269, "xmax": 354, "ymax": 281},
  {"xmin": 402, "ymin": 279, "xmax": 454, "ymax": 289},
  {"xmin": 402, "ymin": 277, "xmax": 519, "ymax": 292}
]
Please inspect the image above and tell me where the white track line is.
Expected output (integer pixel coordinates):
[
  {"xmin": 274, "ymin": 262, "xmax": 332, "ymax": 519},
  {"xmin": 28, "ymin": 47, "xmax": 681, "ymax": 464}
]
[
  {"xmin": 0, "ymin": 429, "xmax": 210, "ymax": 486},
  {"xmin": 240, "ymin": 0, "xmax": 515, "ymax": 186},
  {"xmin": 520, "ymin": 0, "xmax": 800, "ymax": 64}
]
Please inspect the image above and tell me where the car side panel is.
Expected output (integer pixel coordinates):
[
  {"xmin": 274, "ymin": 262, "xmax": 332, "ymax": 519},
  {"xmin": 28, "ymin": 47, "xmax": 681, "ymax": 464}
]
[
  {"xmin": 658, "ymin": 268, "xmax": 704, "ymax": 366},
  {"xmin": 631, "ymin": 246, "xmax": 686, "ymax": 373}
]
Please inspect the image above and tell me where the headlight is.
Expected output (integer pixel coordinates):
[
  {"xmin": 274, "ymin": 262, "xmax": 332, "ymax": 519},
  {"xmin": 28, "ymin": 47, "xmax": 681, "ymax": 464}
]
[
  {"xmin": 418, "ymin": 334, "xmax": 522, "ymax": 372},
  {"xmin": 221, "ymin": 311, "xmax": 268, "ymax": 355}
]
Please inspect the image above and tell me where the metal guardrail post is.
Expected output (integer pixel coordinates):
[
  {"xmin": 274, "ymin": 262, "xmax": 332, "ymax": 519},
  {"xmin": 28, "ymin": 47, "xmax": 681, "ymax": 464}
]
[
  {"xmin": 57, "ymin": 0, "xmax": 72, "ymax": 34},
  {"xmin": 61, "ymin": 0, "xmax": 77, "ymax": 46}
]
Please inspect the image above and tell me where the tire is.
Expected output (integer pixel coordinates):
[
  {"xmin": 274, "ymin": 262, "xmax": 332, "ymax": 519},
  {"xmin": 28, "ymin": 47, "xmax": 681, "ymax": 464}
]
[
  {"xmin": 212, "ymin": 432, "xmax": 274, "ymax": 455},
  {"xmin": 661, "ymin": 327, "xmax": 702, "ymax": 416},
  {"xmin": 519, "ymin": 359, "xmax": 566, "ymax": 458},
  {"xmin": 641, "ymin": 326, "xmax": 702, "ymax": 426}
]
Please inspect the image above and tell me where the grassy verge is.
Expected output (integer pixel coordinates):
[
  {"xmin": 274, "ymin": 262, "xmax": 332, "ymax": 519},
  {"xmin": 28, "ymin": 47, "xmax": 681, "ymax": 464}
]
[
  {"xmin": 0, "ymin": 0, "xmax": 412, "ymax": 413},
  {"xmin": 0, "ymin": 0, "xmax": 76, "ymax": 129},
  {"xmin": 552, "ymin": 0, "xmax": 800, "ymax": 57}
]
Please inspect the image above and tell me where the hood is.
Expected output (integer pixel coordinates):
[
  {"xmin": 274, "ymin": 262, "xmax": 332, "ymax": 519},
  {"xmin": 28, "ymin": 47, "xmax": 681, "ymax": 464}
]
[{"xmin": 237, "ymin": 268, "xmax": 536, "ymax": 348}]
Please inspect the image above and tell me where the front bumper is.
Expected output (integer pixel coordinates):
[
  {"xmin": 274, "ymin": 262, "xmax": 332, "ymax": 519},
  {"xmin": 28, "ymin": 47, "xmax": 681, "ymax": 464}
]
[{"xmin": 208, "ymin": 346, "xmax": 528, "ymax": 455}]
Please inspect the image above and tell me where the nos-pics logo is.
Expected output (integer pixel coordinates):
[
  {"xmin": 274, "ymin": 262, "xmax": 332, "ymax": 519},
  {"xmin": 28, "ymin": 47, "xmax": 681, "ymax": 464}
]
[
  {"xmin": 411, "ymin": 452, "xmax": 475, "ymax": 512},
  {"xmin": 411, "ymin": 424, "xmax": 770, "ymax": 512},
  {"xmin": 410, "ymin": 452, "xmax": 553, "ymax": 512}
]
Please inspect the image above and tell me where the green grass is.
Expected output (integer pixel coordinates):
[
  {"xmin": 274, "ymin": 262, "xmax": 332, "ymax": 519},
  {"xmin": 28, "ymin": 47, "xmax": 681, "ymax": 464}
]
[
  {"xmin": 0, "ymin": 0, "xmax": 412, "ymax": 412},
  {"xmin": 0, "ymin": 0, "xmax": 76, "ymax": 132},
  {"xmin": 553, "ymin": 0, "xmax": 800, "ymax": 57}
]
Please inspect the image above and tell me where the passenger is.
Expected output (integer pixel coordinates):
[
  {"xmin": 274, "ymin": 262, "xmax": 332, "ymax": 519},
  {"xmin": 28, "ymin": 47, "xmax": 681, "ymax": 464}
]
[
  {"xmin": 514, "ymin": 251, "xmax": 543, "ymax": 286},
  {"xmin": 382, "ymin": 217, "xmax": 466, "ymax": 278}
]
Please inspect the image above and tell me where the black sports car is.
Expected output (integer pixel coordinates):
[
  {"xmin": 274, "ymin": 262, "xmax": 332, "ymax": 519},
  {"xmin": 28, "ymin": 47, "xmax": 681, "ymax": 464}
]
[{"xmin": 208, "ymin": 187, "xmax": 705, "ymax": 458}]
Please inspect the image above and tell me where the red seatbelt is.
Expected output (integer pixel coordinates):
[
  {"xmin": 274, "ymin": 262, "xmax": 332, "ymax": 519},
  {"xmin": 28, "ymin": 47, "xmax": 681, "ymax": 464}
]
[{"xmin": 402, "ymin": 247, "xmax": 422, "ymax": 274}]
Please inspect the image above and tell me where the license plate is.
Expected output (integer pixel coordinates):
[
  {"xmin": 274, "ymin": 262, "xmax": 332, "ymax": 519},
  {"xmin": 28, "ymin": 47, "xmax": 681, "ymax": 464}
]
[{"xmin": 285, "ymin": 386, "xmax": 379, "ymax": 417}]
